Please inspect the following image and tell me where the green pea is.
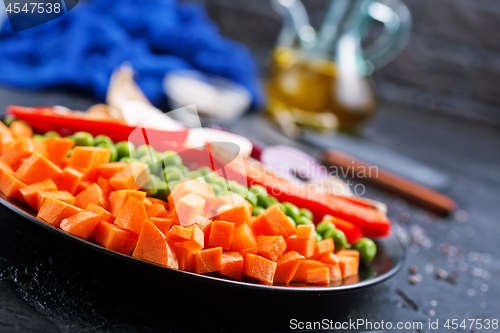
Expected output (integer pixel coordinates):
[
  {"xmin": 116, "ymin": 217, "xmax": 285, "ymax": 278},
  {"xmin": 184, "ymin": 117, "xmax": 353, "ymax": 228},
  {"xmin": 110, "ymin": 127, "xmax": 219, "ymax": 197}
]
[
  {"xmin": 142, "ymin": 174, "xmax": 161, "ymax": 197},
  {"xmin": 94, "ymin": 134, "xmax": 113, "ymax": 146},
  {"xmin": 324, "ymin": 228, "xmax": 347, "ymax": 252},
  {"xmin": 163, "ymin": 165, "xmax": 182, "ymax": 176},
  {"xmin": 228, "ymin": 181, "xmax": 247, "ymax": 198},
  {"xmin": 136, "ymin": 144, "xmax": 154, "ymax": 159},
  {"xmin": 156, "ymin": 182, "xmax": 170, "ymax": 200},
  {"xmin": 119, "ymin": 156, "xmax": 139, "ymax": 163},
  {"xmin": 296, "ymin": 216, "xmax": 314, "ymax": 226},
  {"xmin": 252, "ymin": 206, "xmax": 265, "ymax": 216},
  {"xmin": 314, "ymin": 230, "xmax": 323, "ymax": 243},
  {"xmin": 115, "ymin": 141, "xmax": 135, "ymax": 160},
  {"xmin": 44, "ymin": 131, "xmax": 60, "ymax": 138},
  {"xmin": 204, "ymin": 172, "xmax": 219, "ymax": 183},
  {"xmin": 353, "ymin": 238, "xmax": 377, "ymax": 264},
  {"xmin": 73, "ymin": 131, "xmax": 94, "ymax": 146},
  {"xmin": 97, "ymin": 142, "xmax": 118, "ymax": 162},
  {"xmin": 189, "ymin": 170, "xmax": 202, "ymax": 179},
  {"xmin": 266, "ymin": 196, "xmax": 279, "ymax": 208},
  {"xmin": 3, "ymin": 115, "xmax": 17, "ymax": 127},
  {"xmin": 140, "ymin": 154, "xmax": 160, "ymax": 175},
  {"xmin": 198, "ymin": 166, "xmax": 212, "ymax": 176},
  {"xmin": 249, "ymin": 185, "xmax": 267, "ymax": 197},
  {"xmin": 33, "ymin": 134, "xmax": 45, "ymax": 141},
  {"xmin": 278, "ymin": 203, "xmax": 287, "ymax": 213},
  {"xmin": 210, "ymin": 182, "xmax": 224, "ymax": 195},
  {"xmin": 245, "ymin": 191, "xmax": 258, "ymax": 207},
  {"xmin": 162, "ymin": 151, "xmax": 183, "ymax": 167},
  {"xmin": 257, "ymin": 194, "xmax": 269, "ymax": 208},
  {"xmin": 300, "ymin": 208, "xmax": 314, "ymax": 221},
  {"xmin": 65, "ymin": 134, "xmax": 75, "ymax": 141},
  {"xmin": 287, "ymin": 216, "xmax": 297, "ymax": 228},
  {"xmin": 181, "ymin": 166, "xmax": 190, "ymax": 177},
  {"xmin": 164, "ymin": 170, "xmax": 182, "ymax": 183},
  {"xmin": 283, "ymin": 202, "xmax": 301, "ymax": 221},
  {"xmin": 315, "ymin": 221, "xmax": 336, "ymax": 236},
  {"xmin": 211, "ymin": 177, "xmax": 228, "ymax": 190}
]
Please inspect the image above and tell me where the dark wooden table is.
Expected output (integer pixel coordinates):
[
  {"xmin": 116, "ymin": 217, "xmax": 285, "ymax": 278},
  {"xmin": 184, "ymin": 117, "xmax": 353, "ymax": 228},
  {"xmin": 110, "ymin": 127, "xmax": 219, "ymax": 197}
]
[{"xmin": 0, "ymin": 86, "xmax": 499, "ymax": 332}]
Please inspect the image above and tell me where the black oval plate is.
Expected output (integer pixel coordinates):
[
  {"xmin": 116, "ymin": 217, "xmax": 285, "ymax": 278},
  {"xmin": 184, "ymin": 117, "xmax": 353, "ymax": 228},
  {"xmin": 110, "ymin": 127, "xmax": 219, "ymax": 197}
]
[{"xmin": 0, "ymin": 193, "xmax": 405, "ymax": 294}]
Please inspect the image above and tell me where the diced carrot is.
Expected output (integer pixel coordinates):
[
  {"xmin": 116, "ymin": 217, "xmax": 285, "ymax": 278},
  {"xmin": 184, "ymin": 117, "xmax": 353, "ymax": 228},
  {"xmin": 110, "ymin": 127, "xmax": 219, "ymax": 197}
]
[
  {"xmin": 109, "ymin": 162, "xmax": 148, "ymax": 190},
  {"xmin": 56, "ymin": 167, "xmax": 82, "ymax": 195},
  {"xmin": 43, "ymin": 138, "xmax": 74, "ymax": 164},
  {"xmin": 306, "ymin": 267, "xmax": 330, "ymax": 285},
  {"xmin": 170, "ymin": 242, "xmax": 195, "ymax": 271},
  {"xmin": 37, "ymin": 190, "xmax": 74, "ymax": 211},
  {"xmin": 16, "ymin": 153, "xmax": 62, "ymax": 185},
  {"xmin": 337, "ymin": 255, "xmax": 359, "ymax": 279},
  {"xmin": 336, "ymin": 249, "xmax": 360, "ymax": 260},
  {"xmin": 0, "ymin": 156, "xmax": 14, "ymax": 173},
  {"xmin": 146, "ymin": 203, "xmax": 168, "ymax": 218},
  {"xmin": 243, "ymin": 253, "xmax": 277, "ymax": 285},
  {"xmin": 19, "ymin": 178, "xmax": 57, "ymax": 210},
  {"xmin": 216, "ymin": 202, "xmax": 252, "ymax": 227},
  {"xmin": 75, "ymin": 183, "xmax": 108, "ymax": 210},
  {"xmin": 167, "ymin": 225, "xmax": 193, "ymax": 242},
  {"xmin": 296, "ymin": 224, "xmax": 315, "ymax": 239},
  {"xmin": 0, "ymin": 168, "xmax": 27, "ymax": 202},
  {"xmin": 132, "ymin": 220, "xmax": 178, "ymax": 268},
  {"xmin": 166, "ymin": 225, "xmax": 204, "ymax": 254},
  {"xmin": 173, "ymin": 192, "xmax": 206, "ymax": 226},
  {"xmin": 231, "ymin": 223, "xmax": 257, "ymax": 252},
  {"xmin": 317, "ymin": 251, "xmax": 340, "ymax": 264},
  {"xmin": 75, "ymin": 181, "xmax": 92, "ymax": 196},
  {"xmin": 60, "ymin": 211, "xmax": 101, "ymax": 239},
  {"xmin": 318, "ymin": 253, "xmax": 343, "ymax": 282},
  {"xmin": 252, "ymin": 204, "xmax": 296, "ymax": 238},
  {"xmin": 292, "ymin": 259, "xmax": 324, "ymax": 282},
  {"xmin": 149, "ymin": 217, "xmax": 173, "ymax": 235},
  {"xmin": 273, "ymin": 251, "xmax": 305, "ymax": 284},
  {"xmin": 109, "ymin": 190, "xmax": 146, "ymax": 216},
  {"xmin": 60, "ymin": 156, "xmax": 70, "ymax": 169},
  {"xmin": 0, "ymin": 122, "xmax": 14, "ymax": 152},
  {"xmin": 285, "ymin": 235, "xmax": 315, "ymax": 258},
  {"xmin": 206, "ymin": 220, "xmax": 234, "ymax": 251},
  {"xmin": 313, "ymin": 238, "xmax": 335, "ymax": 259},
  {"xmin": 96, "ymin": 162, "xmax": 128, "ymax": 179},
  {"xmin": 68, "ymin": 146, "xmax": 110, "ymax": 169},
  {"xmin": 194, "ymin": 247, "xmax": 222, "ymax": 274},
  {"xmin": 93, "ymin": 222, "xmax": 139, "ymax": 254},
  {"xmin": 147, "ymin": 197, "xmax": 169, "ymax": 210},
  {"xmin": 9, "ymin": 121, "xmax": 33, "ymax": 138},
  {"xmin": 143, "ymin": 197, "xmax": 154, "ymax": 209},
  {"xmin": 256, "ymin": 235, "xmax": 287, "ymax": 262},
  {"xmin": 185, "ymin": 226, "xmax": 204, "ymax": 254},
  {"xmin": 2, "ymin": 137, "xmax": 34, "ymax": 166},
  {"xmin": 96, "ymin": 176, "xmax": 113, "ymax": 196},
  {"xmin": 86, "ymin": 203, "xmax": 114, "ymax": 223},
  {"xmin": 76, "ymin": 167, "xmax": 99, "ymax": 183},
  {"xmin": 114, "ymin": 196, "xmax": 147, "ymax": 234},
  {"xmin": 240, "ymin": 247, "xmax": 258, "ymax": 258},
  {"xmin": 37, "ymin": 197, "xmax": 84, "ymax": 228},
  {"xmin": 220, "ymin": 252, "xmax": 244, "ymax": 280},
  {"xmin": 186, "ymin": 215, "xmax": 211, "ymax": 233},
  {"xmin": 170, "ymin": 178, "xmax": 215, "ymax": 204}
]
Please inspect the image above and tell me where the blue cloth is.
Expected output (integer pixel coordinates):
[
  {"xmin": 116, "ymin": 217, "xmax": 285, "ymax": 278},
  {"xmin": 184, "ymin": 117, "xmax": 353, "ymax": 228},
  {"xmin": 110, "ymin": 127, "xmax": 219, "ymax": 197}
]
[{"xmin": 0, "ymin": 0, "xmax": 264, "ymax": 109}]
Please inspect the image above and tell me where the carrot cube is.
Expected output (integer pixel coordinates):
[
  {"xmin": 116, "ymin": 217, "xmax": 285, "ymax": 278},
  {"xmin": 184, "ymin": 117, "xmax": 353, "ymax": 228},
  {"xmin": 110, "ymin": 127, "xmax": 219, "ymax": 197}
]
[
  {"xmin": 86, "ymin": 203, "xmax": 114, "ymax": 223},
  {"xmin": 337, "ymin": 255, "xmax": 359, "ymax": 278},
  {"xmin": 306, "ymin": 267, "xmax": 330, "ymax": 285},
  {"xmin": 336, "ymin": 249, "xmax": 360, "ymax": 260},
  {"xmin": 146, "ymin": 203, "xmax": 168, "ymax": 218},
  {"xmin": 76, "ymin": 167, "xmax": 99, "ymax": 183},
  {"xmin": 75, "ymin": 183, "xmax": 109, "ymax": 210},
  {"xmin": 19, "ymin": 178, "xmax": 57, "ymax": 210},
  {"xmin": 114, "ymin": 196, "xmax": 148, "ymax": 234},
  {"xmin": 292, "ymin": 259, "xmax": 324, "ymax": 282},
  {"xmin": 318, "ymin": 252, "xmax": 343, "ymax": 282},
  {"xmin": 273, "ymin": 251, "xmax": 305, "ymax": 284},
  {"xmin": 0, "ymin": 156, "xmax": 14, "ymax": 174},
  {"xmin": 256, "ymin": 235, "xmax": 287, "ymax": 262},
  {"xmin": 206, "ymin": 220, "xmax": 235, "ymax": 250},
  {"xmin": 216, "ymin": 193, "xmax": 252, "ymax": 226},
  {"xmin": 56, "ymin": 167, "xmax": 82, "ymax": 195},
  {"xmin": 68, "ymin": 146, "xmax": 110, "ymax": 169},
  {"xmin": 167, "ymin": 225, "xmax": 204, "ymax": 254},
  {"xmin": 37, "ymin": 197, "xmax": 84, "ymax": 228},
  {"xmin": 109, "ymin": 163, "xmax": 148, "ymax": 190},
  {"xmin": 231, "ymin": 223, "xmax": 257, "ymax": 252},
  {"xmin": 313, "ymin": 238, "xmax": 335, "ymax": 258},
  {"xmin": 75, "ymin": 181, "xmax": 92, "ymax": 196},
  {"xmin": 252, "ymin": 204, "xmax": 296, "ymax": 238},
  {"xmin": 2, "ymin": 137, "xmax": 34, "ymax": 166},
  {"xmin": 43, "ymin": 137, "xmax": 74, "ymax": 164},
  {"xmin": 147, "ymin": 197, "xmax": 169, "ymax": 210},
  {"xmin": 195, "ymin": 247, "xmax": 223, "ymax": 274},
  {"xmin": 36, "ymin": 191, "xmax": 75, "ymax": 211},
  {"xmin": 133, "ymin": 220, "xmax": 178, "ymax": 268},
  {"xmin": 96, "ymin": 177, "xmax": 113, "ymax": 196},
  {"xmin": 60, "ymin": 211, "xmax": 101, "ymax": 240},
  {"xmin": 16, "ymin": 153, "xmax": 62, "ymax": 185},
  {"xmin": 240, "ymin": 246, "xmax": 258, "ymax": 258},
  {"xmin": 10, "ymin": 121, "xmax": 33, "ymax": 138},
  {"xmin": 220, "ymin": 252, "xmax": 244, "ymax": 280},
  {"xmin": 285, "ymin": 235, "xmax": 315, "ymax": 258},
  {"xmin": 170, "ymin": 242, "xmax": 195, "ymax": 271},
  {"xmin": 0, "ymin": 122, "xmax": 14, "ymax": 152},
  {"xmin": 167, "ymin": 225, "xmax": 193, "ymax": 242},
  {"xmin": 296, "ymin": 224, "xmax": 315, "ymax": 239},
  {"xmin": 96, "ymin": 162, "xmax": 128, "ymax": 179},
  {"xmin": 0, "ymin": 168, "xmax": 27, "ymax": 202},
  {"xmin": 149, "ymin": 217, "xmax": 173, "ymax": 235},
  {"xmin": 109, "ymin": 189, "xmax": 147, "ymax": 216},
  {"xmin": 243, "ymin": 253, "xmax": 277, "ymax": 285},
  {"xmin": 173, "ymin": 192, "xmax": 206, "ymax": 226},
  {"xmin": 93, "ymin": 222, "xmax": 139, "ymax": 254}
]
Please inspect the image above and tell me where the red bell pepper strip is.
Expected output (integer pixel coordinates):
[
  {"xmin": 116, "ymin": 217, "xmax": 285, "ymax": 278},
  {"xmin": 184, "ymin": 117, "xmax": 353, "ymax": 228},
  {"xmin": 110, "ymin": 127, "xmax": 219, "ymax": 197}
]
[{"xmin": 323, "ymin": 215, "xmax": 363, "ymax": 244}]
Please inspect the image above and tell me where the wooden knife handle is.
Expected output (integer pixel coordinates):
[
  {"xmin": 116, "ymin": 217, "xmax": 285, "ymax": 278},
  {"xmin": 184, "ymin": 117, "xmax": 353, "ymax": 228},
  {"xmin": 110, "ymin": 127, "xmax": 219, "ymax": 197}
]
[{"xmin": 321, "ymin": 150, "xmax": 456, "ymax": 216}]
